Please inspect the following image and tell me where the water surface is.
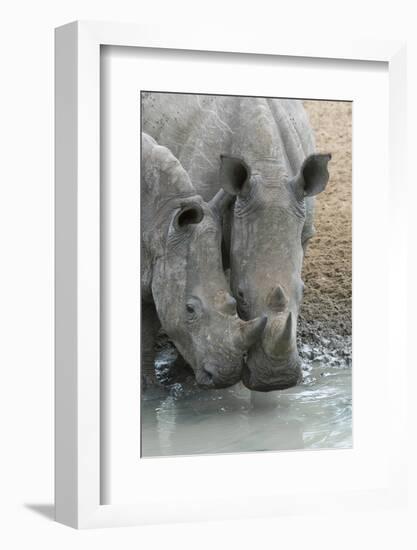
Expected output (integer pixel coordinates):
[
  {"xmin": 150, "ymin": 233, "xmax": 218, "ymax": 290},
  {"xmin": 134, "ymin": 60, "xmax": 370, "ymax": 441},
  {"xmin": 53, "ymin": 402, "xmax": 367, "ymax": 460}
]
[{"xmin": 141, "ymin": 344, "xmax": 352, "ymax": 457}]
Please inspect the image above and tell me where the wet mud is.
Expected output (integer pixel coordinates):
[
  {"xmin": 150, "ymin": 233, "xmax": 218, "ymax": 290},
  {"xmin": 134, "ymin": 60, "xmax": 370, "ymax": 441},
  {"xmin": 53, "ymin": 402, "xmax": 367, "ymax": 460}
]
[{"xmin": 299, "ymin": 100, "xmax": 352, "ymax": 368}]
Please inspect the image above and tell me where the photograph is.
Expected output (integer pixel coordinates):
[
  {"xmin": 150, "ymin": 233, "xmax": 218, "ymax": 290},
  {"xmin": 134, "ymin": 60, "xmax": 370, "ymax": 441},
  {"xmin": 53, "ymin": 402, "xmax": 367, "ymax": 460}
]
[{"xmin": 140, "ymin": 91, "xmax": 352, "ymax": 457}]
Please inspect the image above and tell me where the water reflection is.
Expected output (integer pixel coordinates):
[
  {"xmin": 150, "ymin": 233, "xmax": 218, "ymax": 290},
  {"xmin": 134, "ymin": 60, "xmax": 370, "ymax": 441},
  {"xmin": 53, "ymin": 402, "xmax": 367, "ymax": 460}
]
[{"xmin": 141, "ymin": 358, "xmax": 352, "ymax": 457}]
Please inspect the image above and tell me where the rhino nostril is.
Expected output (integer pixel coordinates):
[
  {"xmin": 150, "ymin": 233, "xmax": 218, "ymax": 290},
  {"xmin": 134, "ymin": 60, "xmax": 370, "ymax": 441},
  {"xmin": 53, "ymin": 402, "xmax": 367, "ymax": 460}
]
[
  {"xmin": 203, "ymin": 364, "xmax": 225, "ymax": 386},
  {"xmin": 201, "ymin": 365, "xmax": 217, "ymax": 386},
  {"xmin": 204, "ymin": 369, "xmax": 213, "ymax": 381}
]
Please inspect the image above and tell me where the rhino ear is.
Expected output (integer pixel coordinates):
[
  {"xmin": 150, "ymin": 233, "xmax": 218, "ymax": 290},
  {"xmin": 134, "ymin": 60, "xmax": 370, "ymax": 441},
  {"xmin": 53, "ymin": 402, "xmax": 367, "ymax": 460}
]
[
  {"xmin": 173, "ymin": 203, "xmax": 204, "ymax": 230},
  {"xmin": 293, "ymin": 153, "xmax": 331, "ymax": 198},
  {"xmin": 219, "ymin": 155, "xmax": 251, "ymax": 197}
]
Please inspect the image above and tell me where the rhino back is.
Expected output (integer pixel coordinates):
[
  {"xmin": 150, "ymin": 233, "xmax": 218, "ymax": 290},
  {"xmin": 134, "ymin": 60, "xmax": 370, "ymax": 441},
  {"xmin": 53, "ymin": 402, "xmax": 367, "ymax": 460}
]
[
  {"xmin": 143, "ymin": 94, "xmax": 315, "ymax": 177},
  {"xmin": 143, "ymin": 94, "xmax": 238, "ymax": 200},
  {"xmin": 142, "ymin": 94, "xmax": 317, "ymax": 232}
]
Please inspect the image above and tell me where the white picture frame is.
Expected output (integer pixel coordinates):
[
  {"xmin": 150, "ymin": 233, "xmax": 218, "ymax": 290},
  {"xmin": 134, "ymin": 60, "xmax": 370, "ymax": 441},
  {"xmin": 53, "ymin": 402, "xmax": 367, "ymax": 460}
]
[{"xmin": 55, "ymin": 20, "xmax": 407, "ymax": 529}]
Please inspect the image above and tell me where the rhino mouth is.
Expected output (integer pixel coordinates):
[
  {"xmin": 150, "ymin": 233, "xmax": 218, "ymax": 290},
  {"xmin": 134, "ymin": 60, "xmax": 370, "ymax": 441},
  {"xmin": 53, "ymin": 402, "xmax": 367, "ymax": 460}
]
[{"xmin": 242, "ymin": 346, "xmax": 302, "ymax": 392}]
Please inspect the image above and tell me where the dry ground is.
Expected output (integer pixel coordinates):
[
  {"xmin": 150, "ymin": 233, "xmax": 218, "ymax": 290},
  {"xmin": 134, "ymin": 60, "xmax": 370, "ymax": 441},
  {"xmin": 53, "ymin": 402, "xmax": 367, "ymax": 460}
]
[{"xmin": 300, "ymin": 100, "xmax": 352, "ymax": 343}]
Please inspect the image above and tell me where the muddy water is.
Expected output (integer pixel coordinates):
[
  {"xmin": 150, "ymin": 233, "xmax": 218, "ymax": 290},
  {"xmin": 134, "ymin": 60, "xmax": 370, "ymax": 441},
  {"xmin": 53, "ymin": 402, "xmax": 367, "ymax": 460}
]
[{"xmin": 141, "ymin": 342, "xmax": 352, "ymax": 457}]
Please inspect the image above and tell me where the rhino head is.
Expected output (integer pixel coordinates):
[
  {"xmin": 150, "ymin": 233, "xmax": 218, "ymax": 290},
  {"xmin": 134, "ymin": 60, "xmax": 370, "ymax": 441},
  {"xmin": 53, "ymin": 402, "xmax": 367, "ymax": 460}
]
[
  {"xmin": 142, "ymin": 133, "xmax": 266, "ymax": 388},
  {"xmin": 219, "ymin": 152, "xmax": 331, "ymax": 391}
]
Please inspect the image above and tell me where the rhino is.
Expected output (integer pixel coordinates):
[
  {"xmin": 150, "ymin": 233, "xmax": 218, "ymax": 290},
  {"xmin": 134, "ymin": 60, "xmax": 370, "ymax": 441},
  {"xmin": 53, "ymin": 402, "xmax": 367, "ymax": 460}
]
[
  {"xmin": 143, "ymin": 94, "xmax": 331, "ymax": 391},
  {"xmin": 141, "ymin": 132, "xmax": 266, "ymax": 389}
]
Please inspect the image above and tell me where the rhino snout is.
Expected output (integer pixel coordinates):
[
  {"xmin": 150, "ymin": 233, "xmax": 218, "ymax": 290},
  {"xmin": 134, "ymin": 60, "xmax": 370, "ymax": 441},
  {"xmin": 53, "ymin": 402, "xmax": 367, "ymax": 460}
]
[
  {"xmin": 197, "ymin": 362, "xmax": 241, "ymax": 389},
  {"xmin": 242, "ymin": 344, "xmax": 302, "ymax": 392}
]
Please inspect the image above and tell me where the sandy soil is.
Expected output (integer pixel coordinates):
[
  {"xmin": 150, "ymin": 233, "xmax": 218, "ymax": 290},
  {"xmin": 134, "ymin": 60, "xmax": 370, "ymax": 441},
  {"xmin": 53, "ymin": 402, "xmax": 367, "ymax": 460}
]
[{"xmin": 300, "ymin": 100, "xmax": 352, "ymax": 351}]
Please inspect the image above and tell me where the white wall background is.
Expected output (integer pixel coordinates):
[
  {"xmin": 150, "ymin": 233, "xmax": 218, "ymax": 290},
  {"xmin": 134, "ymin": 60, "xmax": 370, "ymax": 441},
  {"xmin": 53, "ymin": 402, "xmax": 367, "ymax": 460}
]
[{"xmin": 0, "ymin": 0, "xmax": 416, "ymax": 548}]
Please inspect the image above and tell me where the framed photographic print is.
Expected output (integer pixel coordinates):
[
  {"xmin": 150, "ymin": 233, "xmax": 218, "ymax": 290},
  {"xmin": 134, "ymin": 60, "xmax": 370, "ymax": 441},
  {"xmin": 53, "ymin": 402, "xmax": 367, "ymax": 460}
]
[{"xmin": 55, "ymin": 21, "xmax": 408, "ymax": 528}]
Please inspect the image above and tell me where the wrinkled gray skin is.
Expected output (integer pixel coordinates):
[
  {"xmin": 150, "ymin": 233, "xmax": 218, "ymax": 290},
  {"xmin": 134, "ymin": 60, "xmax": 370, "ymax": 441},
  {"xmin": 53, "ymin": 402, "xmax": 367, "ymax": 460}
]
[
  {"xmin": 143, "ymin": 95, "xmax": 331, "ymax": 391},
  {"xmin": 141, "ymin": 133, "xmax": 266, "ymax": 389}
]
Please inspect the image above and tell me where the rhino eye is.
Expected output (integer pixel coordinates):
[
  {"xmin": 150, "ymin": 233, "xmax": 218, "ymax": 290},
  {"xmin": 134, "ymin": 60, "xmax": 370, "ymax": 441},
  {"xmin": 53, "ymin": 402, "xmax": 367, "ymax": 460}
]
[{"xmin": 185, "ymin": 299, "xmax": 202, "ymax": 323}]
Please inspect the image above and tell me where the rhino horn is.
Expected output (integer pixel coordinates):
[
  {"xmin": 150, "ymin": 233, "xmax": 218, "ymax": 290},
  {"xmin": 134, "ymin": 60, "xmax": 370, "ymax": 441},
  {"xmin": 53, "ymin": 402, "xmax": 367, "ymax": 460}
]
[
  {"xmin": 268, "ymin": 285, "xmax": 288, "ymax": 311},
  {"xmin": 237, "ymin": 315, "xmax": 267, "ymax": 350},
  {"xmin": 270, "ymin": 312, "xmax": 294, "ymax": 356}
]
